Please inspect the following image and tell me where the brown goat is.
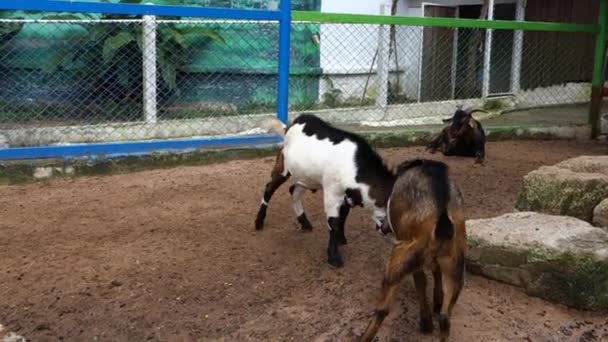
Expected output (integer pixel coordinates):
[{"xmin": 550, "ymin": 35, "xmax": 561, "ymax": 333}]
[
  {"xmin": 427, "ymin": 107, "xmax": 487, "ymax": 164},
  {"xmin": 360, "ymin": 159, "xmax": 466, "ymax": 342}
]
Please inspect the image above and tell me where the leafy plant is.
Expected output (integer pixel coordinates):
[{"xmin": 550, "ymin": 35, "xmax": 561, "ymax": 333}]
[
  {"xmin": 482, "ymin": 98, "xmax": 506, "ymax": 111},
  {"xmin": 321, "ymin": 76, "xmax": 342, "ymax": 108},
  {"xmin": 42, "ymin": 0, "xmax": 224, "ymax": 96},
  {"xmin": 387, "ymin": 80, "xmax": 412, "ymax": 104}
]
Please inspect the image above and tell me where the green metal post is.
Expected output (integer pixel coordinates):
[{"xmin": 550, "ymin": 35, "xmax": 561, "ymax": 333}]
[{"xmin": 590, "ymin": 0, "xmax": 608, "ymax": 138}]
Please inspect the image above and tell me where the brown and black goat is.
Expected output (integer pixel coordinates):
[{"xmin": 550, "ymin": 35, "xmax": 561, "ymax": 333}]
[
  {"xmin": 427, "ymin": 107, "xmax": 487, "ymax": 164},
  {"xmin": 360, "ymin": 159, "xmax": 466, "ymax": 342}
]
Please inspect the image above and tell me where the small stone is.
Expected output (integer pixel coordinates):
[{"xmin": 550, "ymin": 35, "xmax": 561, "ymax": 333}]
[
  {"xmin": 559, "ymin": 326, "xmax": 572, "ymax": 336},
  {"xmin": 35, "ymin": 323, "xmax": 50, "ymax": 331},
  {"xmin": 109, "ymin": 280, "xmax": 122, "ymax": 288}
]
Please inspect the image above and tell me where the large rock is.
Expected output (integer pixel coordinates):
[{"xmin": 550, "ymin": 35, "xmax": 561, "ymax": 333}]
[
  {"xmin": 466, "ymin": 212, "xmax": 608, "ymax": 311},
  {"xmin": 593, "ymin": 198, "xmax": 608, "ymax": 229},
  {"xmin": 516, "ymin": 156, "xmax": 608, "ymax": 222},
  {"xmin": 0, "ymin": 325, "xmax": 25, "ymax": 342}
]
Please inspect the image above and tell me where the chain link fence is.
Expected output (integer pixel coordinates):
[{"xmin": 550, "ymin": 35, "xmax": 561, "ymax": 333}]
[
  {"xmin": 0, "ymin": 12, "xmax": 597, "ymax": 148},
  {"xmin": 291, "ymin": 22, "xmax": 595, "ymax": 127}
]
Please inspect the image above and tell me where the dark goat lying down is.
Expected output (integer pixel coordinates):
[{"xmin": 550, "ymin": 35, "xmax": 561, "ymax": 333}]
[{"xmin": 427, "ymin": 107, "xmax": 487, "ymax": 164}]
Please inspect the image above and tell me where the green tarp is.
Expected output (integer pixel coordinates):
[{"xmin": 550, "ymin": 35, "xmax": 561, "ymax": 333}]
[{"xmin": 0, "ymin": 1, "xmax": 321, "ymax": 74}]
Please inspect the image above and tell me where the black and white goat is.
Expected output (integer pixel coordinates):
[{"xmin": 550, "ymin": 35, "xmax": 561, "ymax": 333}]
[
  {"xmin": 255, "ymin": 114, "xmax": 394, "ymax": 268},
  {"xmin": 427, "ymin": 107, "xmax": 487, "ymax": 164}
]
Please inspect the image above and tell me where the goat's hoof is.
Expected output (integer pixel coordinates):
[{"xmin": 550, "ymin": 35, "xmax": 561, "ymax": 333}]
[
  {"xmin": 328, "ymin": 255, "xmax": 344, "ymax": 268},
  {"xmin": 419, "ymin": 317, "xmax": 434, "ymax": 334},
  {"xmin": 255, "ymin": 220, "xmax": 264, "ymax": 231}
]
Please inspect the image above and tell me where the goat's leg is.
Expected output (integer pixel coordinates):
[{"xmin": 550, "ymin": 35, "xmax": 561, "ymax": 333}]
[
  {"xmin": 426, "ymin": 127, "xmax": 450, "ymax": 153},
  {"xmin": 289, "ymin": 183, "xmax": 313, "ymax": 231},
  {"xmin": 413, "ymin": 271, "xmax": 433, "ymax": 334},
  {"xmin": 473, "ymin": 128, "xmax": 486, "ymax": 164},
  {"xmin": 427, "ymin": 129, "xmax": 447, "ymax": 153},
  {"xmin": 437, "ymin": 252, "xmax": 465, "ymax": 342},
  {"xmin": 324, "ymin": 190, "xmax": 345, "ymax": 267},
  {"xmin": 336, "ymin": 200, "xmax": 350, "ymax": 245},
  {"xmin": 360, "ymin": 240, "xmax": 424, "ymax": 342},
  {"xmin": 432, "ymin": 266, "xmax": 444, "ymax": 315},
  {"xmin": 255, "ymin": 152, "xmax": 289, "ymax": 231}
]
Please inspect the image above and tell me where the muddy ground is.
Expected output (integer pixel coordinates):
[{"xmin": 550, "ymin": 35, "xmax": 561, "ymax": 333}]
[{"xmin": 1, "ymin": 140, "xmax": 608, "ymax": 341}]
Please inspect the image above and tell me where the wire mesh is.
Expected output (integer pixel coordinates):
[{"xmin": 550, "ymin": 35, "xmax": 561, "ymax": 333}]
[
  {"xmin": 290, "ymin": 22, "xmax": 595, "ymax": 127},
  {"xmin": 0, "ymin": 14, "xmax": 597, "ymax": 148},
  {"xmin": 0, "ymin": 16, "xmax": 283, "ymax": 147}
]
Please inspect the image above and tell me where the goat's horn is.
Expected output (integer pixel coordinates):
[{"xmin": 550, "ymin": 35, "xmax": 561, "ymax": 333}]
[{"xmin": 465, "ymin": 107, "xmax": 488, "ymax": 115}]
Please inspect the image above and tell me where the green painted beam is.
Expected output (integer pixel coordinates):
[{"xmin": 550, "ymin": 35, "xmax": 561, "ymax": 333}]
[
  {"xmin": 292, "ymin": 11, "xmax": 599, "ymax": 33},
  {"xmin": 592, "ymin": 0, "xmax": 608, "ymax": 87},
  {"xmin": 589, "ymin": 0, "xmax": 608, "ymax": 138}
]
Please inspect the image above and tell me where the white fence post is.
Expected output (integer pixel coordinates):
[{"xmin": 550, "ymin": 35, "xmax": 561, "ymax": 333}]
[
  {"xmin": 510, "ymin": 0, "xmax": 525, "ymax": 95},
  {"xmin": 482, "ymin": 0, "xmax": 495, "ymax": 98},
  {"xmin": 376, "ymin": 3, "xmax": 390, "ymax": 108},
  {"xmin": 143, "ymin": 14, "xmax": 158, "ymax": 124}
]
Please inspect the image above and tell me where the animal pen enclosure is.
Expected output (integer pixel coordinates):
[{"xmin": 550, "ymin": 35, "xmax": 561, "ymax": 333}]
[
  {"xmin": 0, "ymin": 0, "xmax": 605, "ymax": 159},
  {"xmin": 3, "ymin": 2, "xmax": 608, "ymax": 341}
]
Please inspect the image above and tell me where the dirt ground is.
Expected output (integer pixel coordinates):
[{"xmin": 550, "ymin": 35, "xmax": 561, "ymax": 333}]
[{"xmin": 1, "ymin": 140, "xmax": 608, "ymax": 342}]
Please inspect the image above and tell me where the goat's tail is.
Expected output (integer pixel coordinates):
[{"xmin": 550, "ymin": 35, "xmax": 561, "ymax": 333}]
[
  {"xmin": 420, "ymin": 160, "xmax": 454, "ymax": 241},
  {"xmin": 435, "ymin": 210, "xmax": 454, "ymax": 241},
  {"xmin": 262, "ymin": 117, "xmax": 287, "ymax": 137}
]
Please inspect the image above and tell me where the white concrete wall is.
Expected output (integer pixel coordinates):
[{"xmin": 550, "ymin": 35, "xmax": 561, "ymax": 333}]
[
  {"xmin": 319, "ymin": 0, "xmax": 417, "ymax": 103},
  {"xmin": 319, "ymin": 0, "xmax": 388, "ymax": 74}
]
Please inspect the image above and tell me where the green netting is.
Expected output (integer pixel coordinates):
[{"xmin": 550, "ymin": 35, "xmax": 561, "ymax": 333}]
[{"xmin": 0, "ymin": 0, "xmax": 321, "ymax": 74}]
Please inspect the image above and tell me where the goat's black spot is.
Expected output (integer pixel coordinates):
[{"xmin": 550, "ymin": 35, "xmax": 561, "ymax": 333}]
[
  {"xmin": 293, "ymin": 114, "xmax": 348, "ymax": 144},
  {"xmin": 353, "ymin": 142, "xmax": 394, "ymax": 208},
  {"xmin": 345, "ymin": 188, "xmax": 363, "ymax": 207}
]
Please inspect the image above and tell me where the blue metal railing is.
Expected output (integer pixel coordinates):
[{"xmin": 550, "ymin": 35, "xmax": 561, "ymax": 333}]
[{"xmin": 0, "ymin": 0, "xmax": 291, "ymax": 160}]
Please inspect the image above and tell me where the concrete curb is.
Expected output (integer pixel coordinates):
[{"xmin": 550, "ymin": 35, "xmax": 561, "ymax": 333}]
[{"xmin": 0, "ymin": 124, "xmax": 591, "ymax": 184}]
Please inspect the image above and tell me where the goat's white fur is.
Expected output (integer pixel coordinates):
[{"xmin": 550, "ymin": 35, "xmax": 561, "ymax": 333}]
[{"xmin": 291, "ymin": 183, "xmax": 307, "ymax": 217}]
